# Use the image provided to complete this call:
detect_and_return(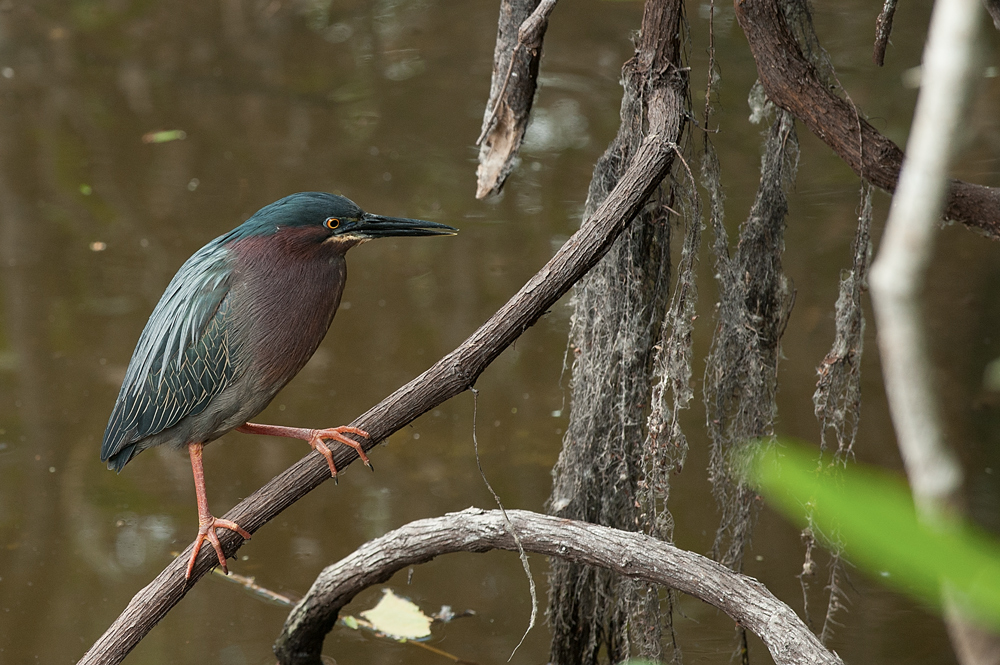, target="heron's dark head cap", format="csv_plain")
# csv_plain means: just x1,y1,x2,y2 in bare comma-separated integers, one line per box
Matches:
234,192,456,243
